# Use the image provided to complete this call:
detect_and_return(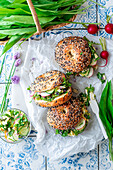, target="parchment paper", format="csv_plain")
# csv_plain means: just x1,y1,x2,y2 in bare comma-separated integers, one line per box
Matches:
12,33,113,161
